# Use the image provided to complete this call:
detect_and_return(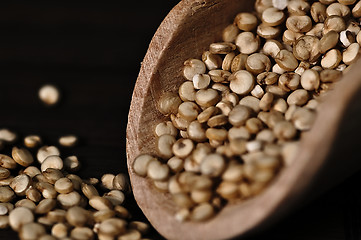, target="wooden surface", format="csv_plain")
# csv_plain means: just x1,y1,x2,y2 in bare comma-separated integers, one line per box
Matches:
0,0,359,239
